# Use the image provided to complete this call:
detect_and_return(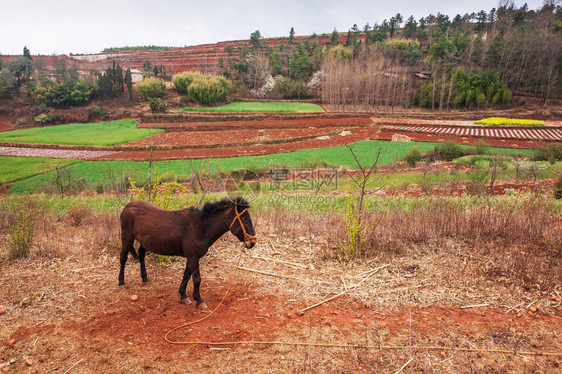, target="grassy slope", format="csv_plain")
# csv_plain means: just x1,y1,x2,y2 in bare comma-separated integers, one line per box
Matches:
181,102,324,113
0,156,80,184
9,140,536,194
0,120,163,146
